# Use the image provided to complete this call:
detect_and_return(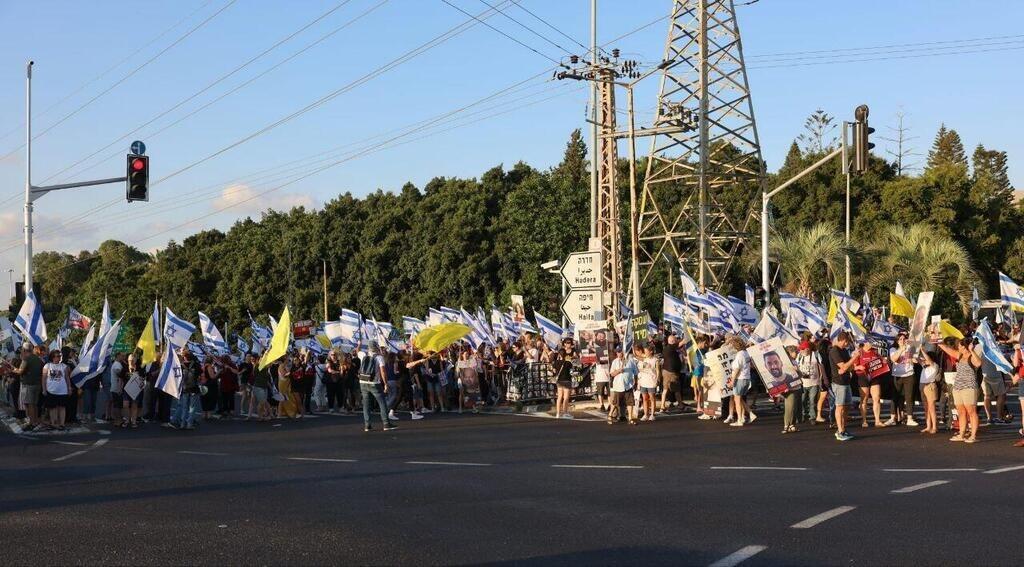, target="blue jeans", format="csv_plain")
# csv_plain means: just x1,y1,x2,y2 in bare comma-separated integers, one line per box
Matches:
801,385,821,421
360,382,390,428
81,387,100,416
172,392,200,427
386,380,400,410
